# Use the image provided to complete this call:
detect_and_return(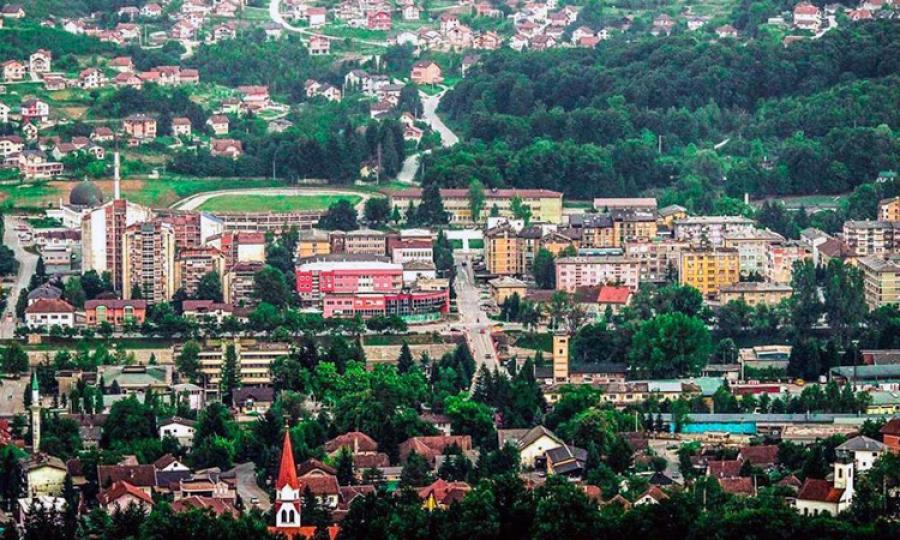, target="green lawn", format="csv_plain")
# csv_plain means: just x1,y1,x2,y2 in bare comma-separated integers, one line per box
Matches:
123,176,287,208
0,182,61,210
198,193,362,213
